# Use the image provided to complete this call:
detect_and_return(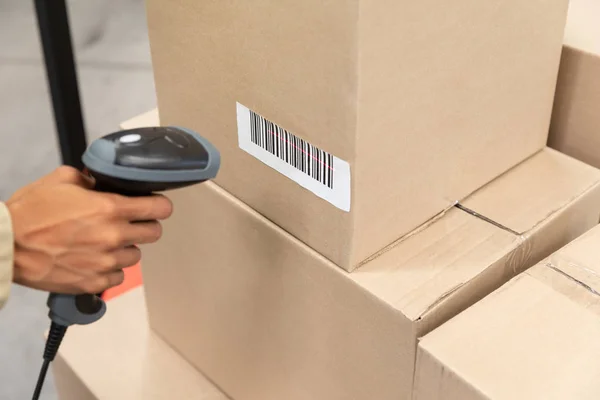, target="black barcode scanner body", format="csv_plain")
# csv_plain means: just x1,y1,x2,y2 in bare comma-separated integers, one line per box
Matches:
47,126,220,327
